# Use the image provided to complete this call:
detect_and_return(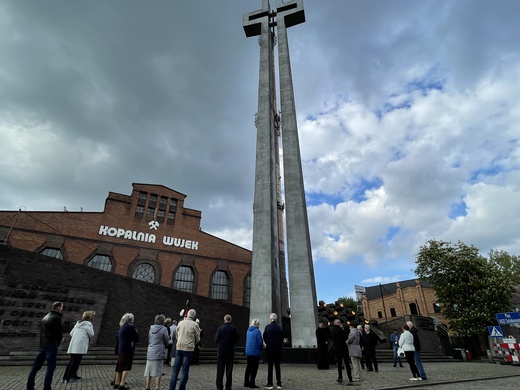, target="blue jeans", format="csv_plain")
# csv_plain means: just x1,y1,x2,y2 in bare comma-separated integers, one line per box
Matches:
169,350,193,390
27,345,58,390
392,344,402,366
414,351,426,379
